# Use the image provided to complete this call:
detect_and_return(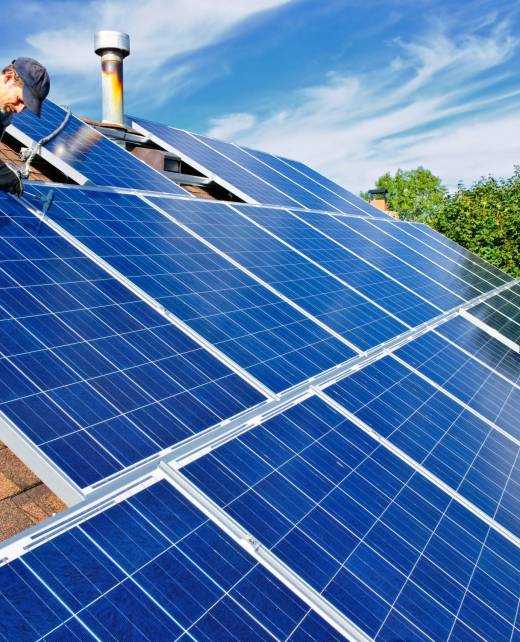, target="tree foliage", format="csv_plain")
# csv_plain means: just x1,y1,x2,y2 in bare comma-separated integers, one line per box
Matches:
429,168,520,278
362,166,520,278
361,167,447,221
